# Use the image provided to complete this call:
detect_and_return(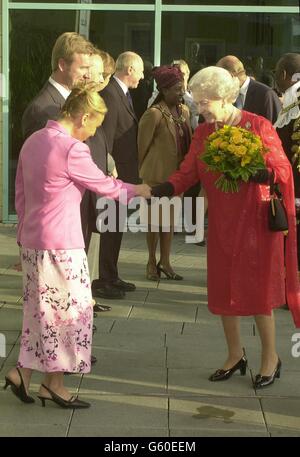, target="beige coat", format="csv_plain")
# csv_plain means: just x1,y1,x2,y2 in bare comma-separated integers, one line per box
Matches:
138,101,192,186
